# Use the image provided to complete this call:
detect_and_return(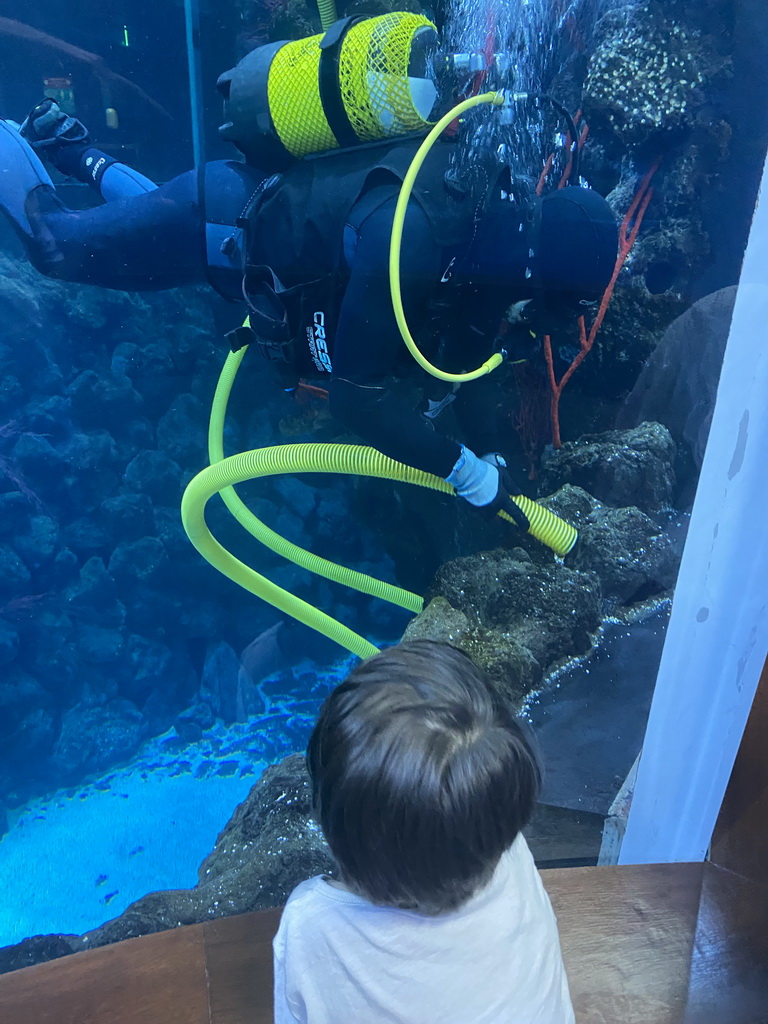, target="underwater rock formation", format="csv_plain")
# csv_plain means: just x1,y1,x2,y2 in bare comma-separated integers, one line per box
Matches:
617,287,736,469
538,422,676,512
547,0,739,402
541,485,678,606
402,480,678,705
584,1,730,149
0,247,396,804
